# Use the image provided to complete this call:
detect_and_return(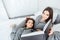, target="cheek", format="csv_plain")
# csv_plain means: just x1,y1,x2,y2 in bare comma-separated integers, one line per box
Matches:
46,16,49,19
43,16,49,20
29,23,33,27
26,23,30,26
31,24,33,26
42,14,45,18
26,23,33,27
42,14,44,17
